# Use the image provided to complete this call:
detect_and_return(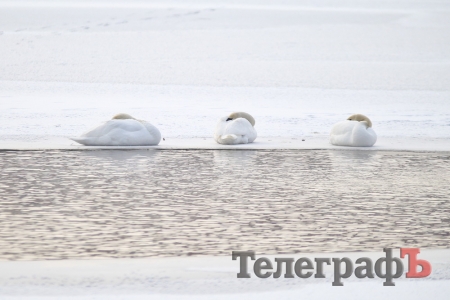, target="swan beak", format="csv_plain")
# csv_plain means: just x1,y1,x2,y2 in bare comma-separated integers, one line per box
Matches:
226,118,233,121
